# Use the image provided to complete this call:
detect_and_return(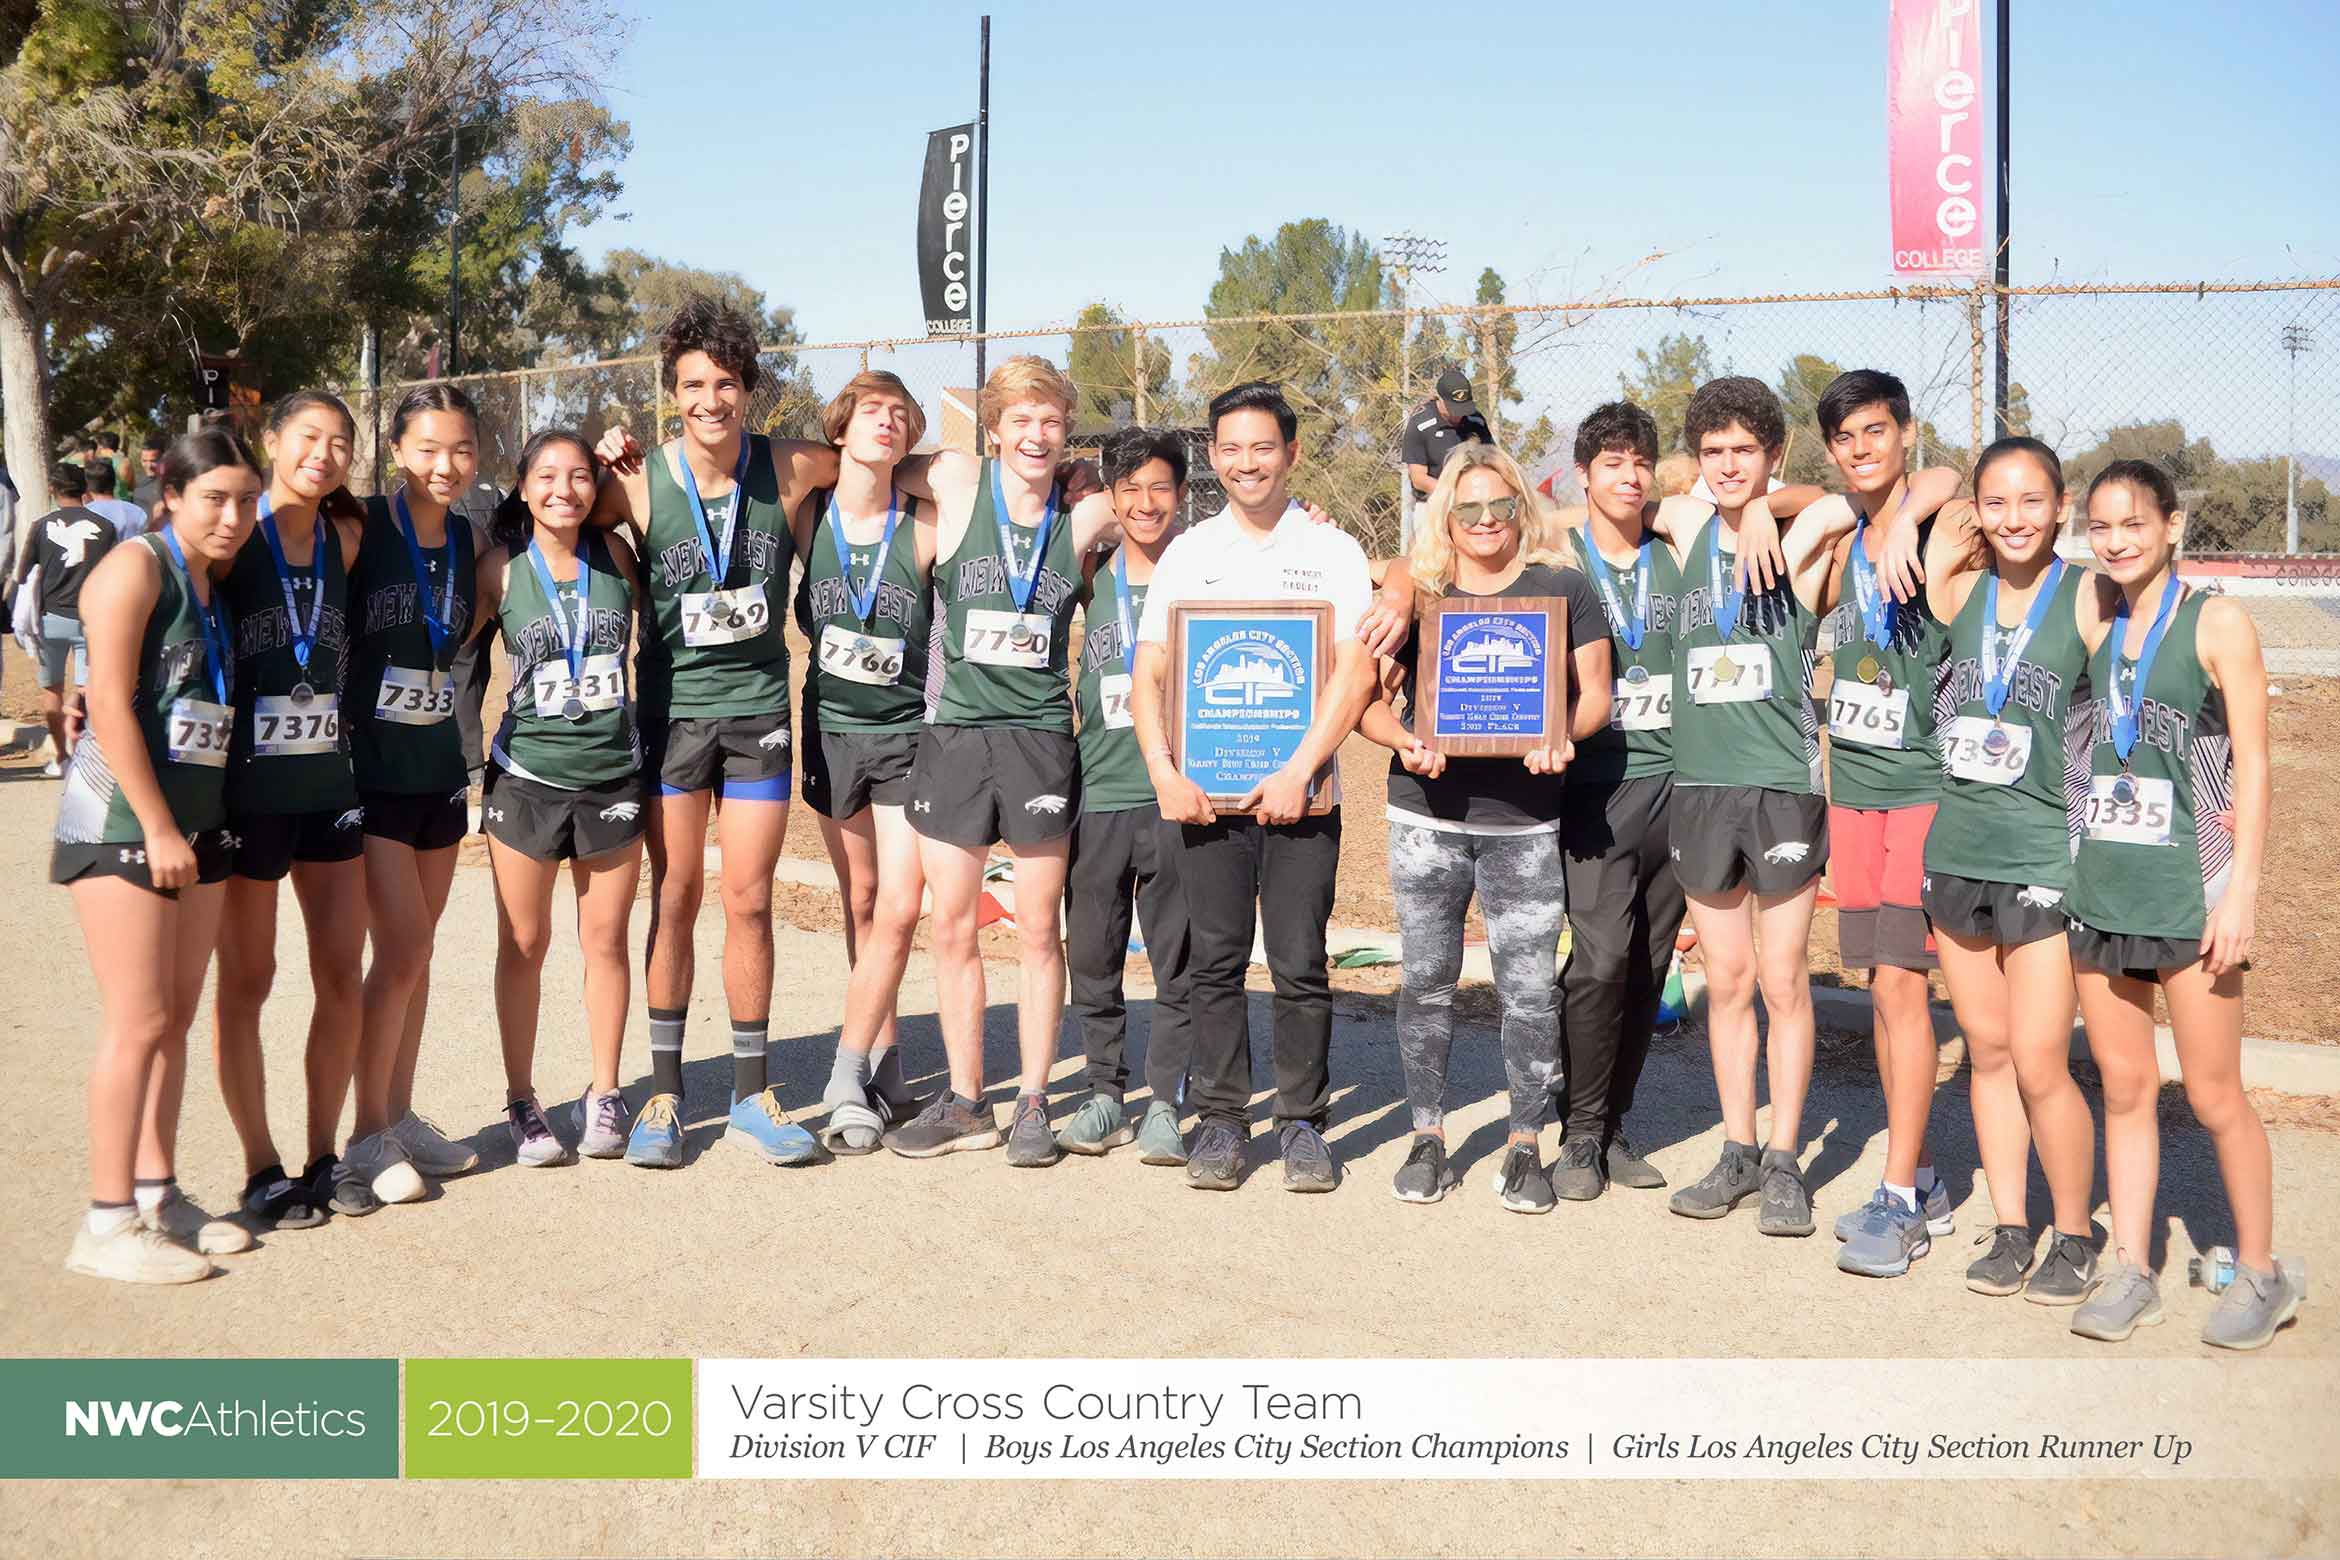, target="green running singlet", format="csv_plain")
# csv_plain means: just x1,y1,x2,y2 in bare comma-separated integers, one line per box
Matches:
491,530,640,791
929,459,1080,733
348,495,475,795
221,511,356,815
1820,517,1949,808
636,434,793,722
1074,556,1151,813
794,487,930,732
1669,514,1822,794
1566,525,1684,787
